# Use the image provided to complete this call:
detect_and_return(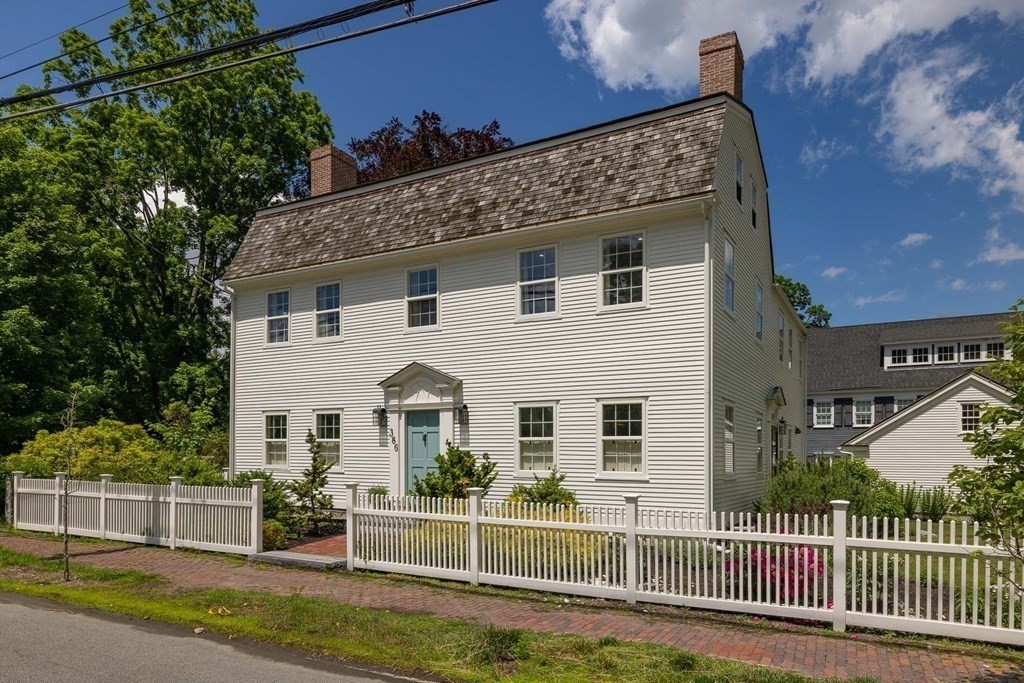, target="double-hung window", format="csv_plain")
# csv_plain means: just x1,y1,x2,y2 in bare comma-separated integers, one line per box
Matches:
315,412,342,468
778,316,785,362
936,344,956,363
600,233,644,306
735,153,743,203
853,400,873,427
987,341,1005,360
755,416,764,472
315,283,341,339
599,401,644,474
407,266,438,328
814,401,833,428
517,405,555,472
788,327,794,369
724,404,735,474
724,239,735,311
265,414,288,468
518,247,557,316
755,284,763,338
266,291,290,344
961,403,981,432
962,343,981,361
